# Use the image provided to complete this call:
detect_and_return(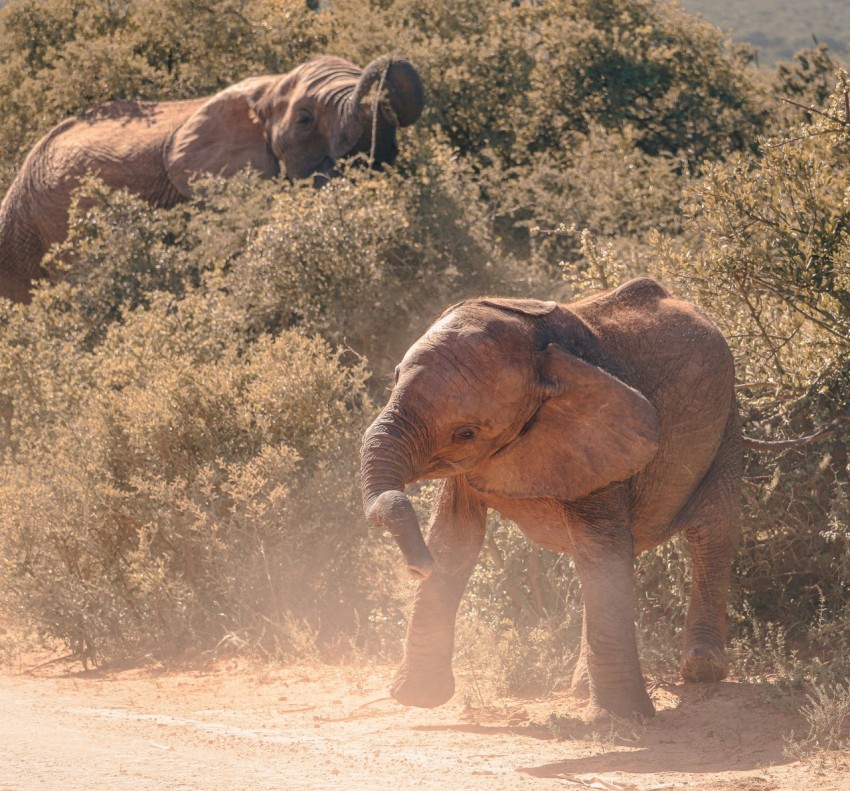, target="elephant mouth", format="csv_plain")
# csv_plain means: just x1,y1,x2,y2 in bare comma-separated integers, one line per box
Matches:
310,156,337,187
417,458,462,479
